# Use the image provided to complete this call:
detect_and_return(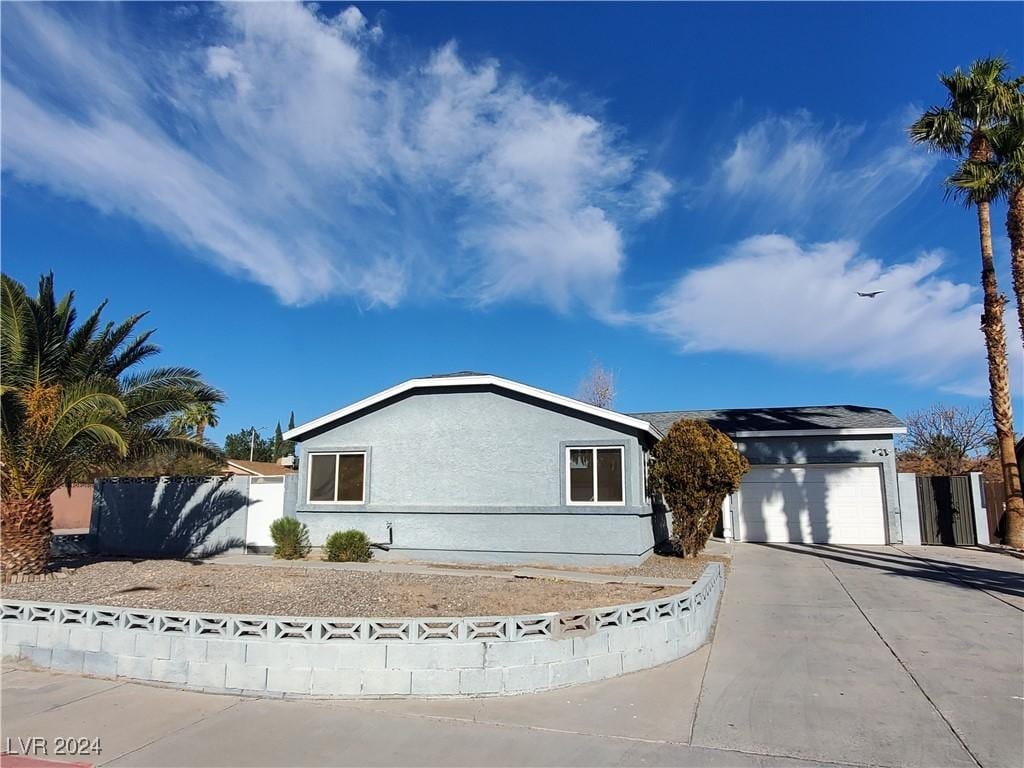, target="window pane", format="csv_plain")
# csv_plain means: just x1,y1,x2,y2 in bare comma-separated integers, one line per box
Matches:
309,454,336,501
596,449,623,502
336,454,365,502
569,449,594,502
